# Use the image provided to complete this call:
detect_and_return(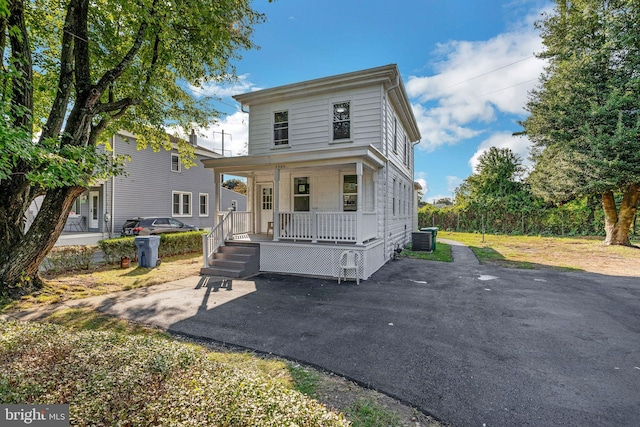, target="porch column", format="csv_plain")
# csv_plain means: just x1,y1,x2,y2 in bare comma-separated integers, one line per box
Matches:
356,162,364,245
214,171,221,226
273,168,280,241
247,176,254,234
